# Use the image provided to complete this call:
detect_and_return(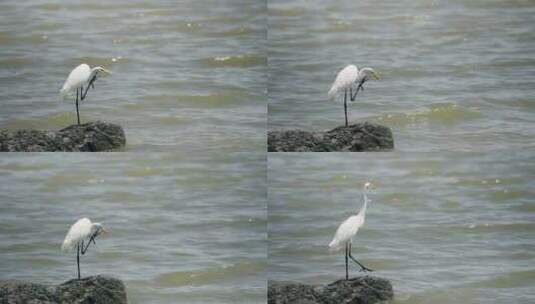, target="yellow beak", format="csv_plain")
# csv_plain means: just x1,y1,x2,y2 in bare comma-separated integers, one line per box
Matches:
372,71,380,80
101,228,110,236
